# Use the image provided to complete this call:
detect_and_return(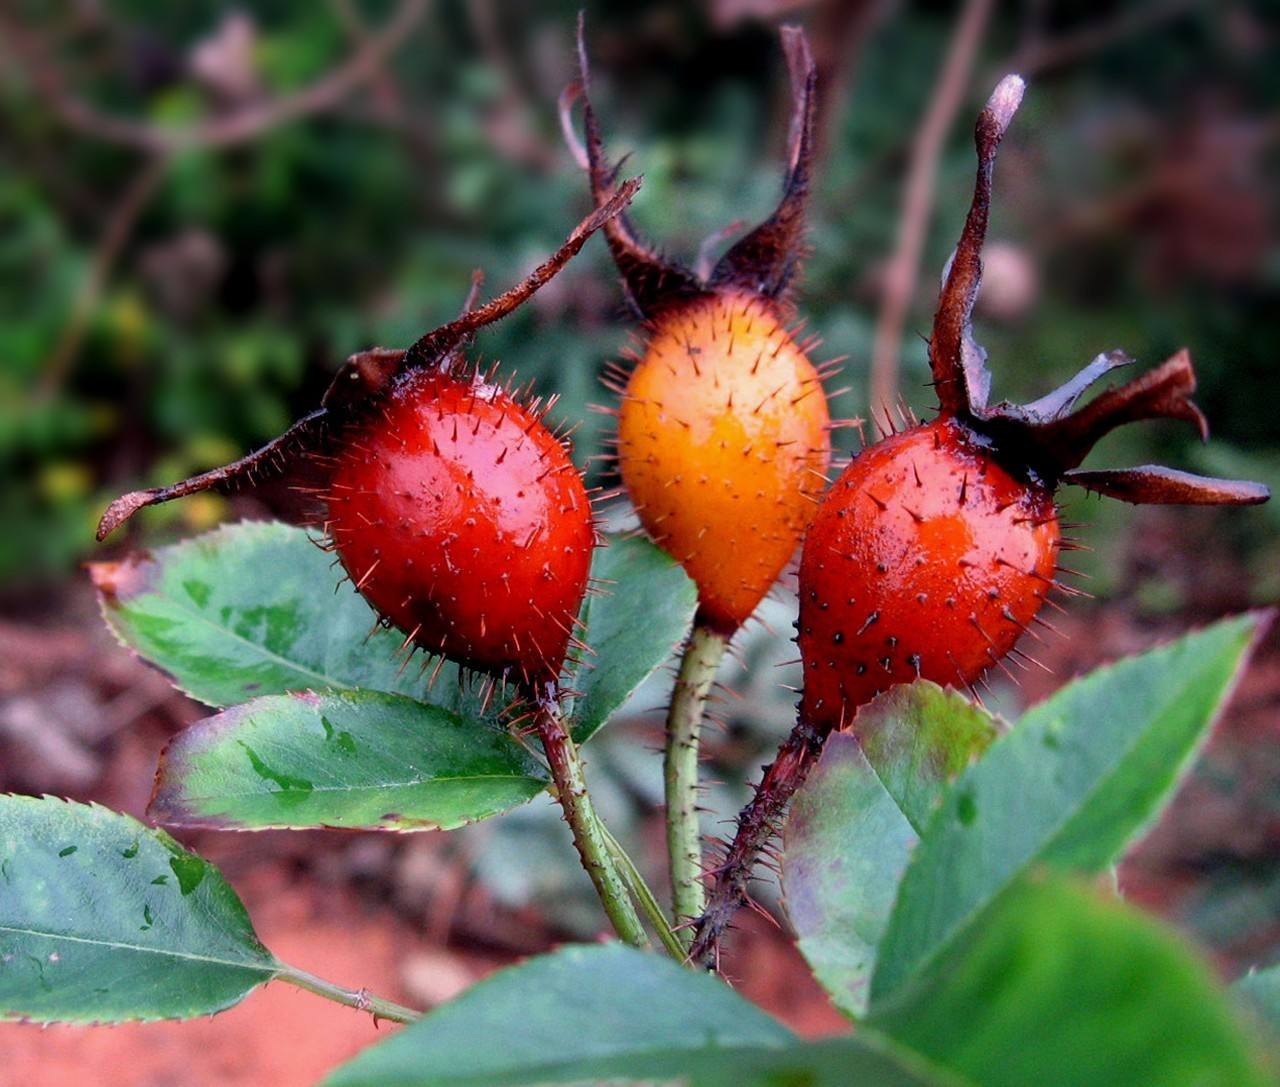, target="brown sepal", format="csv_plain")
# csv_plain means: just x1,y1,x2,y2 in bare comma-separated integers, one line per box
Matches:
1063,466,1269,506
1033,349,1207,472
708,26,817,302
566,19,817,319
562,17,703,320
96,181,641,540
929,75,1025,417
928,76,1267,511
